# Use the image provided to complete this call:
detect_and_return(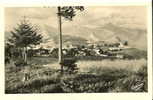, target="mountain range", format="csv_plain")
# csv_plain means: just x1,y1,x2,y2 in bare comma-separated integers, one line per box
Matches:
5,23,147,50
